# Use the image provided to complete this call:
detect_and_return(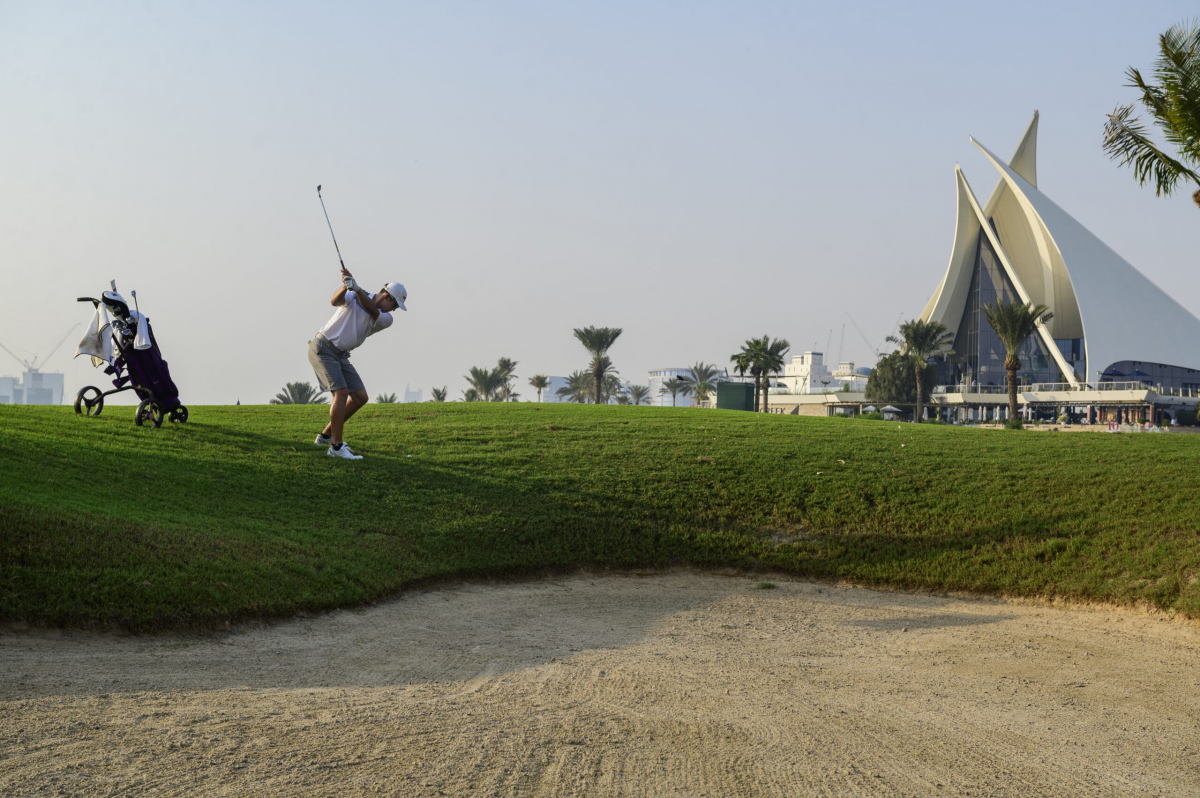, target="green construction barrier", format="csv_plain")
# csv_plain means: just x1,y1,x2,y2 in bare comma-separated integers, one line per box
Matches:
716,381,754,411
